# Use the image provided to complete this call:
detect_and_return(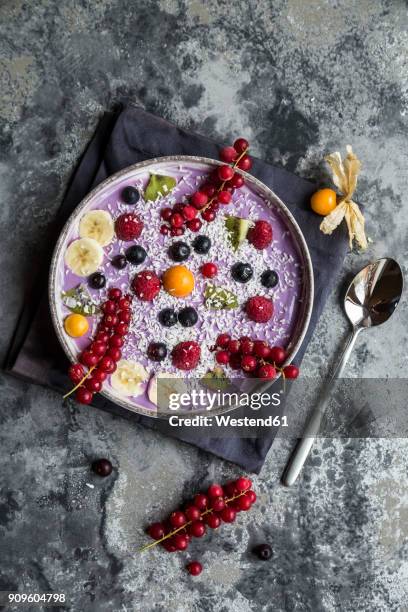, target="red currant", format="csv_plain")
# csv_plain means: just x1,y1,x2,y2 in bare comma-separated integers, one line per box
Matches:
205,513,221,529
90,341,107,356
216,350,229,365
95,331,110,343
257,364,276,379
193,494,208,510
85,377,102,393
118,297,131,310
102,314,118,328
182,205,197,220
186,561,203,576
217,190,232,205
219,507,236,523
253,340,271,359
93,368,107,383
109,334,124,348
241,355,258,373
216,333,230,348
218,165,234,182
201,209,216,222
102,300,116,314
234,138,249,153
201,183,216,197
173,533,188,551
108,288,122,301
228,339,241,354
173,202,185,213
170,213,184,228
230,173,245,189
160,224,170,235
161,207,173,221
283,365,299,379
186,218,202,232
185,505,201,521
240,339,254,355
189,521,206,538
219,146,237,163
235,476,251,491
148,522,166,540
68,363,85,384
237,495,252,511
169,511,187,528
208,483,223,498
269,346,286,365
211,497,225,512
224,481,237,497
191,191,208,209
80,351,99,368
75,387,93,405
245,490,257,504
171,227,184,236
117,310,131,324
162,539,177,552
207,201,219,213
200,262,218,278
99,356,116,373
237,155,252,171
115,322,129,336
107,347,122,362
